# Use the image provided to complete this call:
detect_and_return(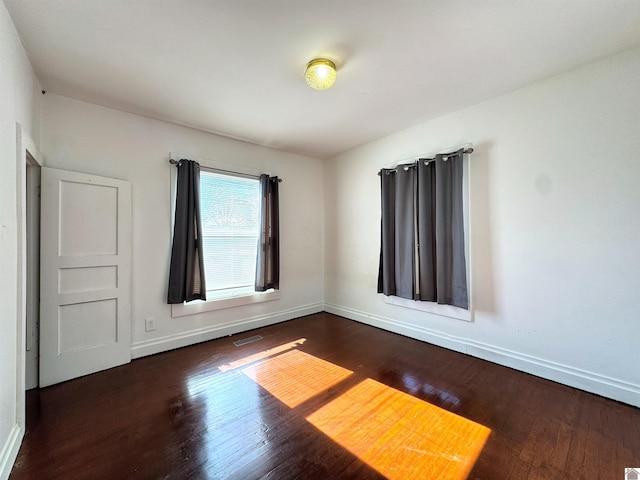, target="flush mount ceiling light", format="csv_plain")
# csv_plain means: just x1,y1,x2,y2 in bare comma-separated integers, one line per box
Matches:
305,58,337,90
